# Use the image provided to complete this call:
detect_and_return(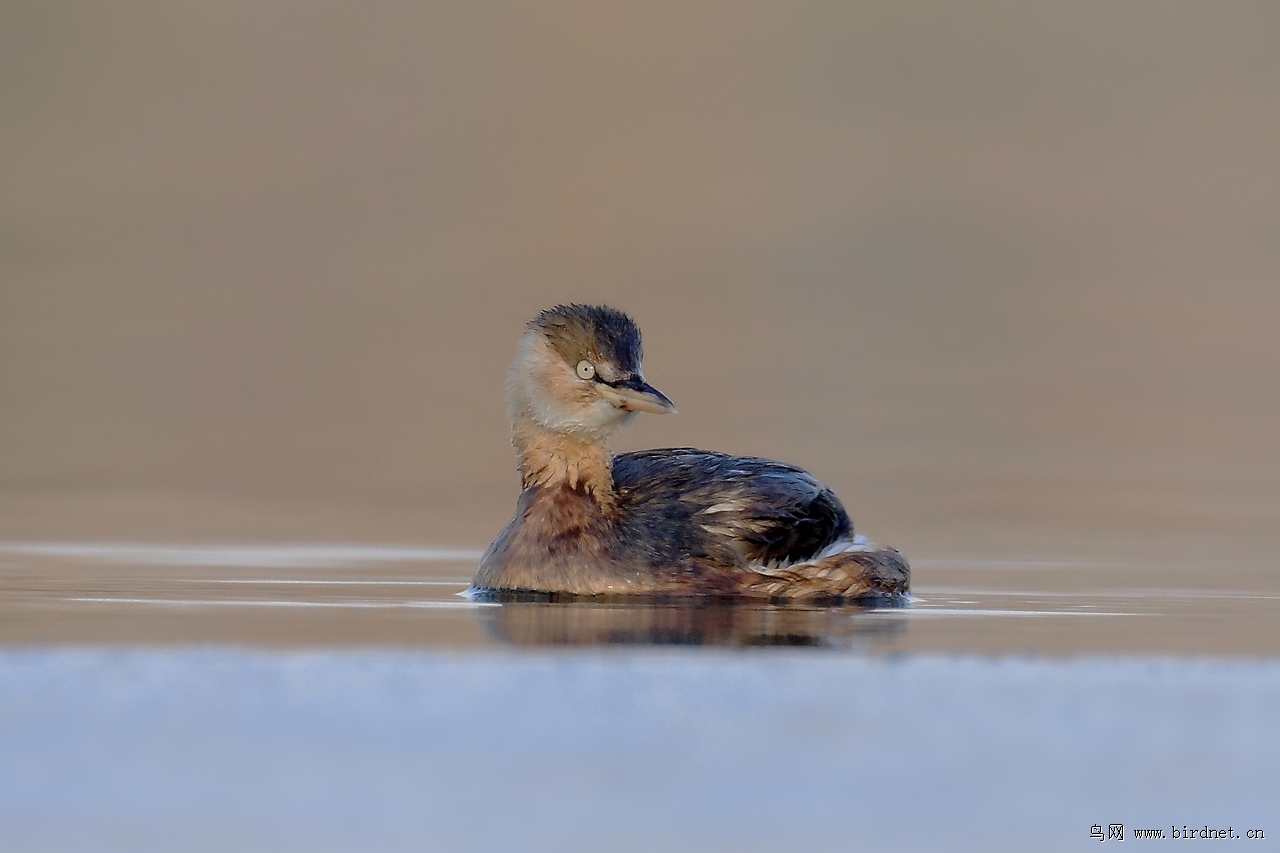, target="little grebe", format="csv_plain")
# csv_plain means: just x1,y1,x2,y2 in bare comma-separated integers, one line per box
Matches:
470,304,909,600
